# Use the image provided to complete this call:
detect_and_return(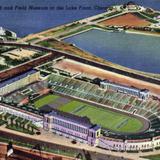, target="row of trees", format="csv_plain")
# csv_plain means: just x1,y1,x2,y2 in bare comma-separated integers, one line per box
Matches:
0,113,39,135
